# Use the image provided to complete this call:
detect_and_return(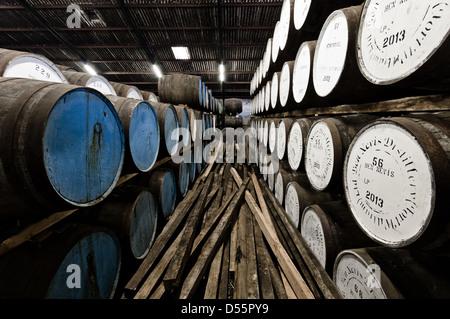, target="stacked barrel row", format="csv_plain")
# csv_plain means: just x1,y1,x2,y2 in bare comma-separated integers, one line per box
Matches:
0,48,212,299
250,0,449,115
250,0,450,299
